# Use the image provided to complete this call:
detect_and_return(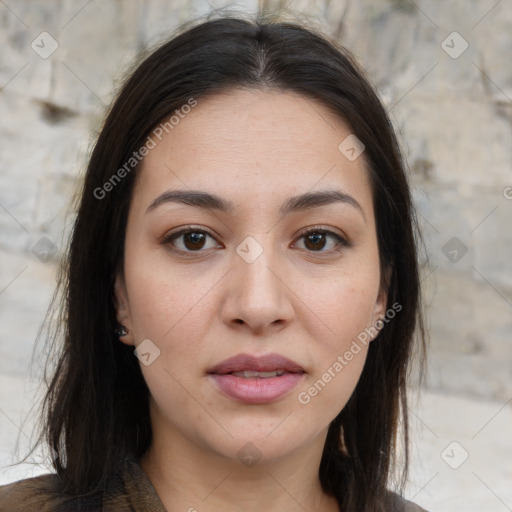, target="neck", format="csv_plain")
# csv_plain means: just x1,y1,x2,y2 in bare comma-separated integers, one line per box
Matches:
139,418,340,512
